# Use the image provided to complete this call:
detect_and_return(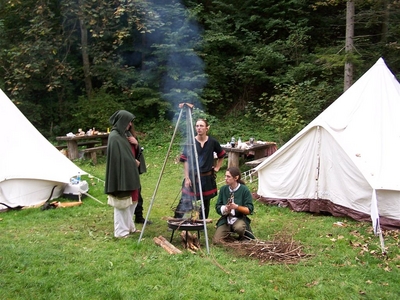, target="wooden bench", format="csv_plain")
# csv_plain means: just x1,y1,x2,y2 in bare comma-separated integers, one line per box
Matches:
80,145,107,165
55,141,99,151
78,141,100,148
244,156,269,167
